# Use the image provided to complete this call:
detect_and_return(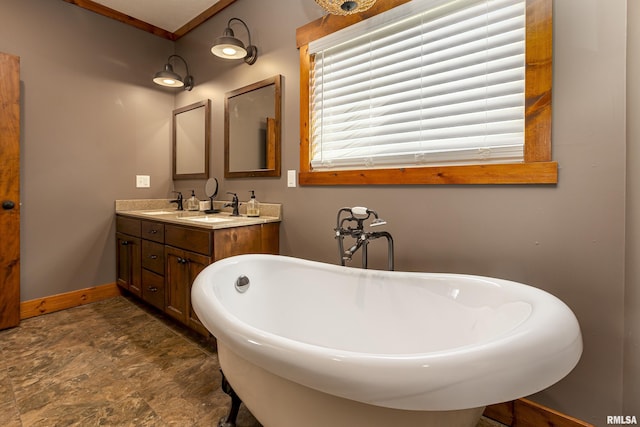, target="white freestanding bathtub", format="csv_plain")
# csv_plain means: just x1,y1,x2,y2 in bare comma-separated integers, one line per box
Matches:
192,254,582,427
